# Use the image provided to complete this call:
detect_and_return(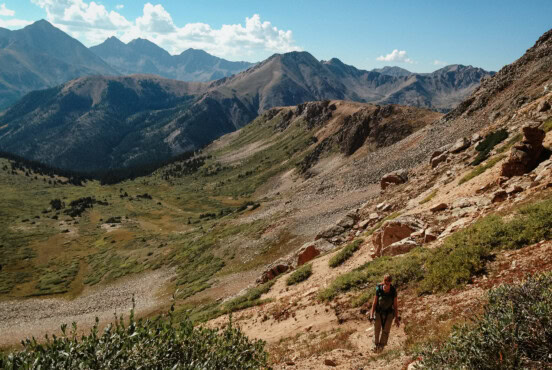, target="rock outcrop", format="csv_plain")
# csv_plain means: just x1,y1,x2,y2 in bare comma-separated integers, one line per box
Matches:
501,125,545,177
371,216,424,257
381,169,409,190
